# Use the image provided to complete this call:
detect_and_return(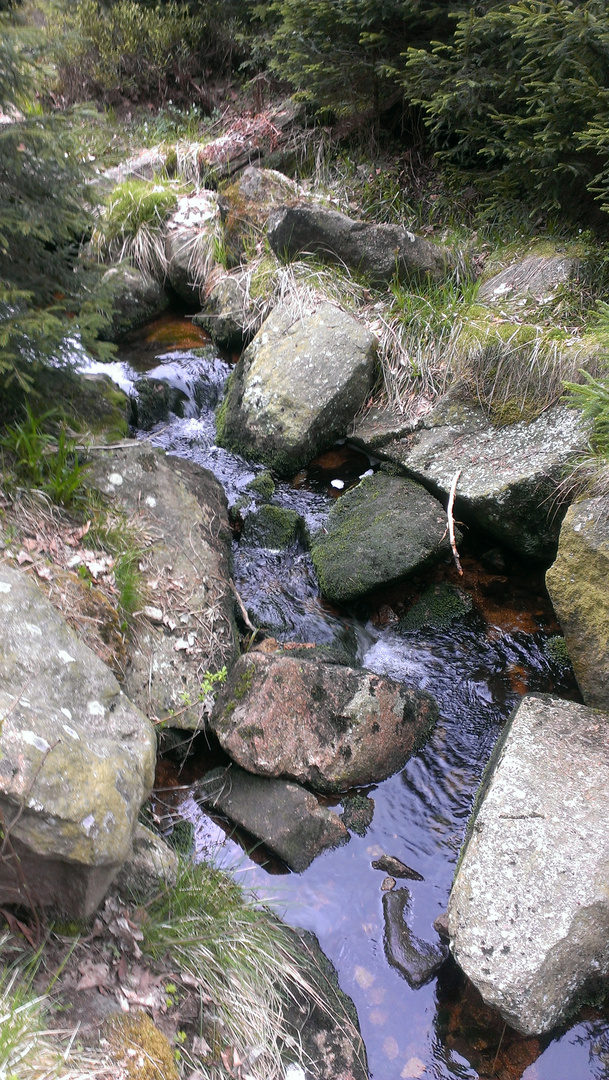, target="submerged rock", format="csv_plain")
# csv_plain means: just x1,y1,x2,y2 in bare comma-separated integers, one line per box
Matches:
383,889,448,988
268,203,455,285
369,396,590,561
132,376,187,430
399,583,473,632
209,653,437,793
310,472,451,603
216,301,376,476
546,493,609,710
88,446,238,730
340,793,375,836
0,565,156,915
195,765,348,872
449,693,609,1035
